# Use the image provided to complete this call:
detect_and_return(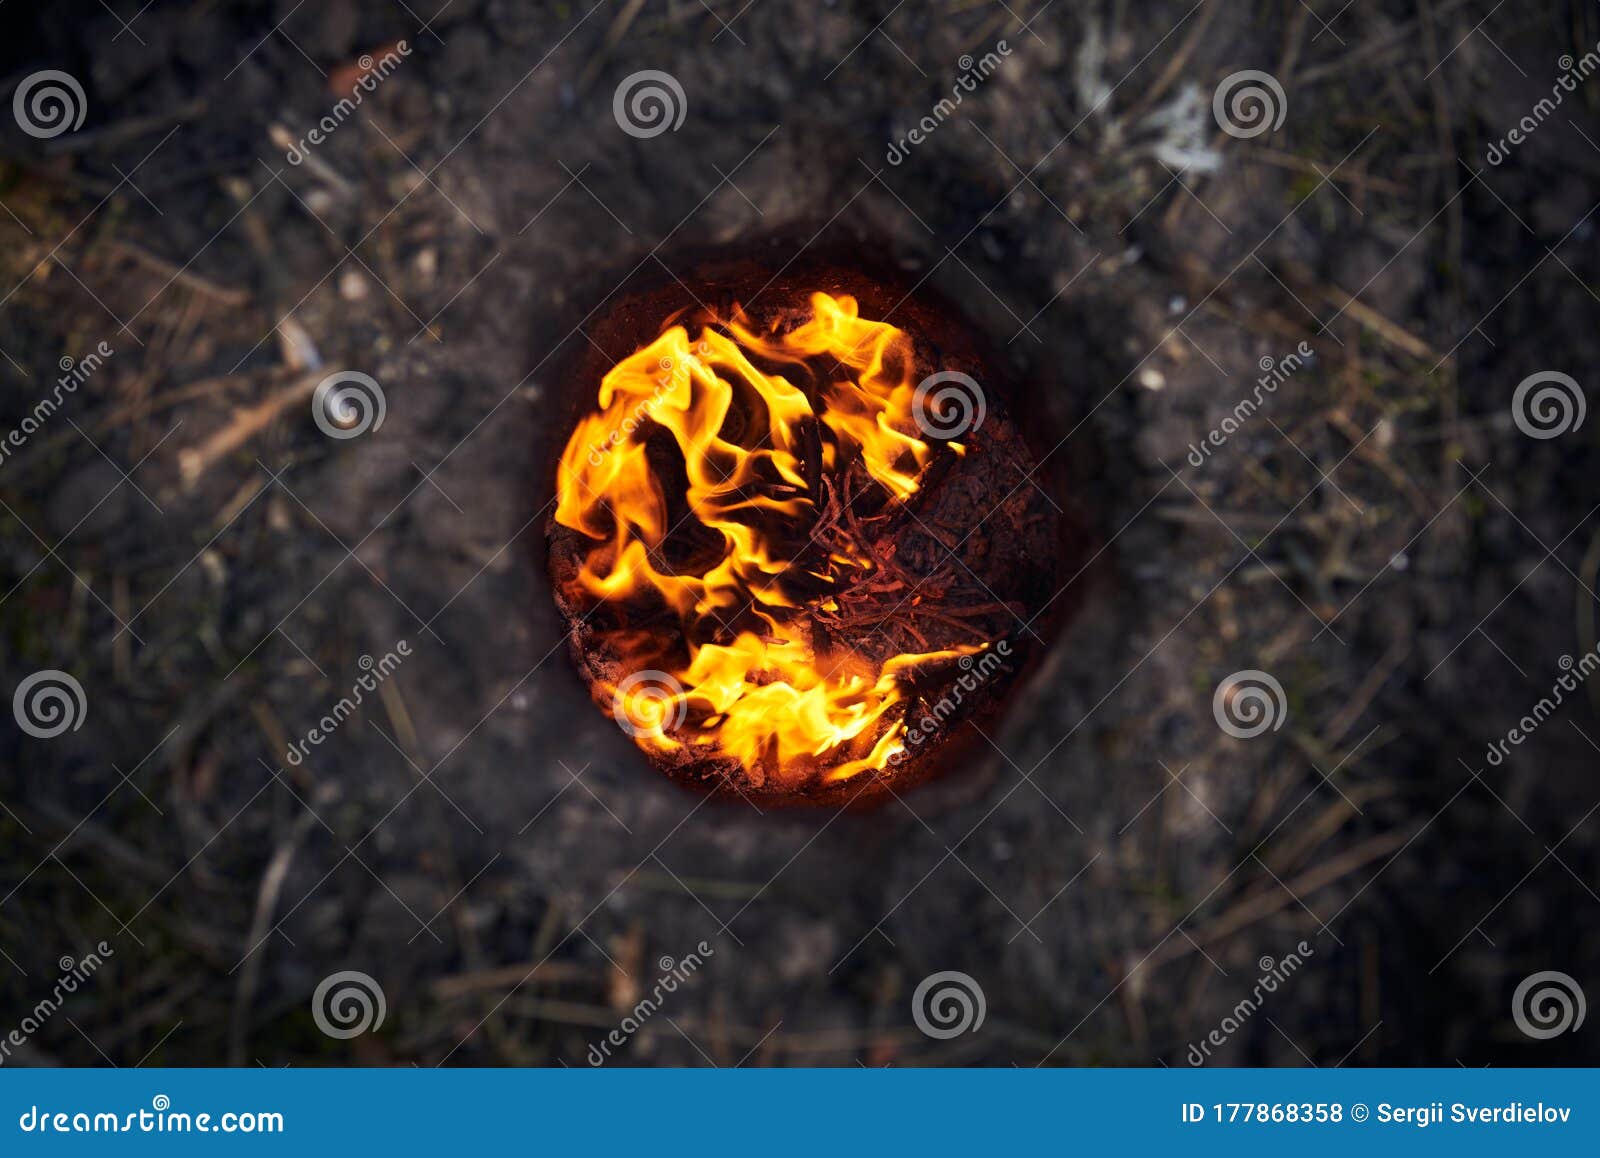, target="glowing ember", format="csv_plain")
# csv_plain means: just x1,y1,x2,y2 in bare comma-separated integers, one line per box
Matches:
550,282,1052,798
